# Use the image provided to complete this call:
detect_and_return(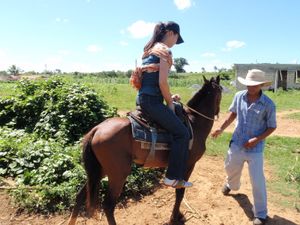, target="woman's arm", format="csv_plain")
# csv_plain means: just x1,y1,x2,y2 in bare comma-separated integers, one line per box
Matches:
159,59,174,111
